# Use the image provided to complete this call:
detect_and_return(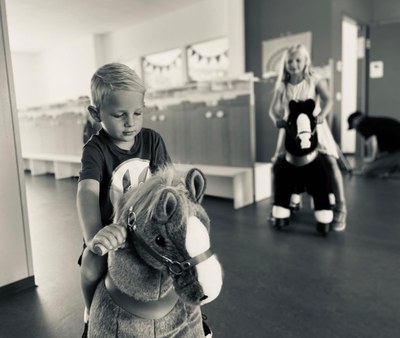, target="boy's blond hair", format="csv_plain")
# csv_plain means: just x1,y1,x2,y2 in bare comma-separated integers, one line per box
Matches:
91,63,146,108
